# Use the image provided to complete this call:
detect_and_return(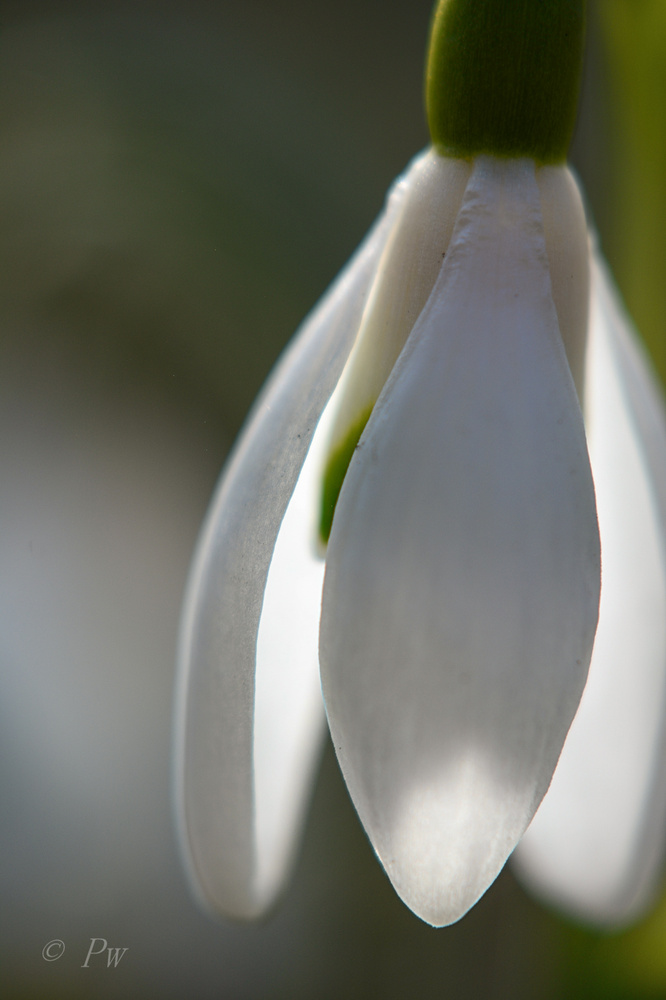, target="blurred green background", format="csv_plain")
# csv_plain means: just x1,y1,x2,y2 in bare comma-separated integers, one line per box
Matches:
1,1,665,997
